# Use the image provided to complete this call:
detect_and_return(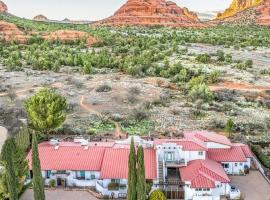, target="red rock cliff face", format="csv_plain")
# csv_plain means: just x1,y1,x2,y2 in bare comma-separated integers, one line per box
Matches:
0,1,8,13
94,0,202,27
256,0,270,25
0,21,28,43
